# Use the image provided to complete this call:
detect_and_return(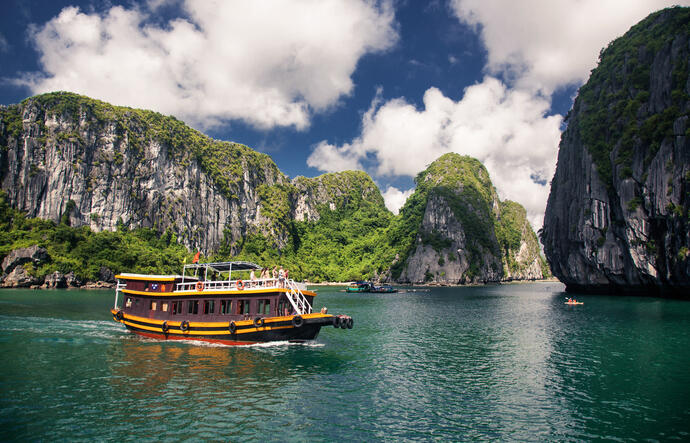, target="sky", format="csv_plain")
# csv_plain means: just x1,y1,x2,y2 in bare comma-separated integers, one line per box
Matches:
1,0,688,231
